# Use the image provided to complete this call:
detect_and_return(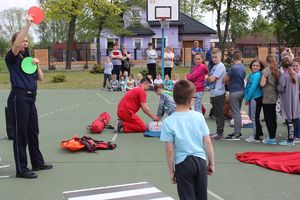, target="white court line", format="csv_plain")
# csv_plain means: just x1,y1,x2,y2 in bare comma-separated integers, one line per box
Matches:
95,92,112,105
111,133,118,142
0,165,10,169
68,187,161,200
64,182,148,194
208,189,225,200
